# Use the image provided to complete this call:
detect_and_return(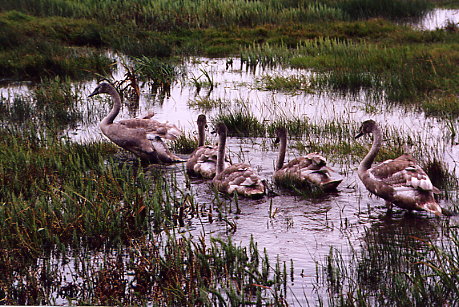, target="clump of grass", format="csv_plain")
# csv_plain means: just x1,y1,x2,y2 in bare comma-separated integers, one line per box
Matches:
190,68,216,93
170,133,198,154
422,94,459,118
0,96,34,123
422,158,457,191
213,110,266,137
187,97,230,110
244,37,459,107
274,174,327,198
0,230,291,305
0,125,190,253
134,56,183,93
259,74,312,93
